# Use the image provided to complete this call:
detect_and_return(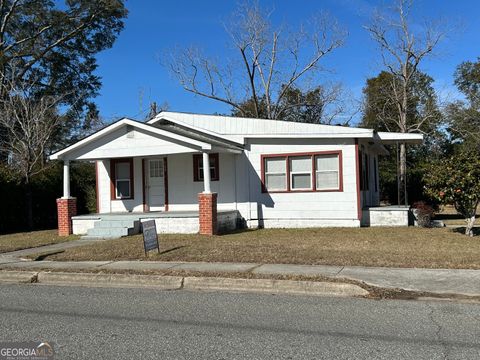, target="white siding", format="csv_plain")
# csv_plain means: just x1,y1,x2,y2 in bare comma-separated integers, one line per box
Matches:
167,153,237,211
94,138,364,228
97,160,111,213
97,157,146,213
67,127,200,160
244,138,359,225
